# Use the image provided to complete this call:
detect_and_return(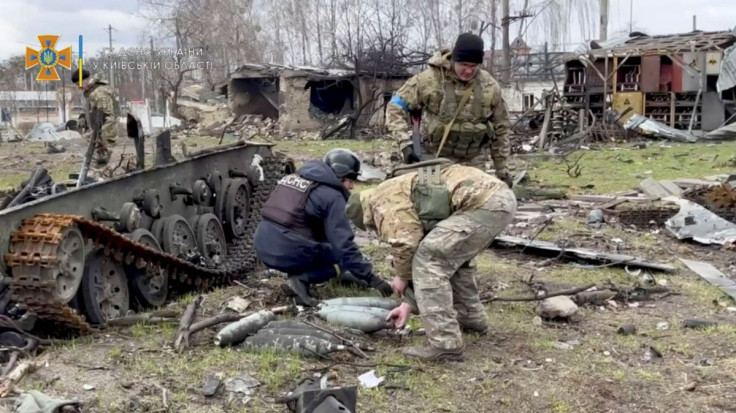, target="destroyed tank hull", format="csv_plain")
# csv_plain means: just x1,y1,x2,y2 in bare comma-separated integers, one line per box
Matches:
0,140,294,334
